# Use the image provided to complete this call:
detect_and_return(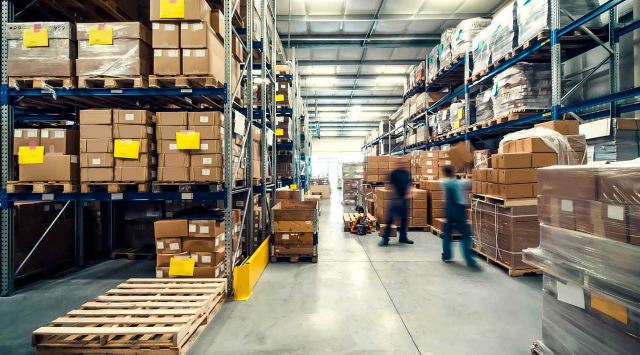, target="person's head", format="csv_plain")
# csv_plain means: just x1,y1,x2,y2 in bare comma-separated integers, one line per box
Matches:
442,165,455,178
